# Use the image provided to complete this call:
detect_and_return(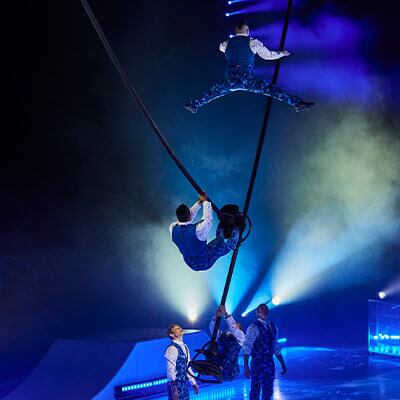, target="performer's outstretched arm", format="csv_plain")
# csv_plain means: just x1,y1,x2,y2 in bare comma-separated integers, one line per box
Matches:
219,40,228,53
189,200,202,221
195,201,213,241
250,38,289,60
